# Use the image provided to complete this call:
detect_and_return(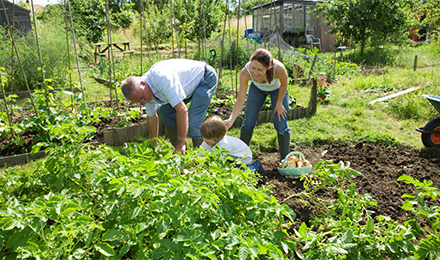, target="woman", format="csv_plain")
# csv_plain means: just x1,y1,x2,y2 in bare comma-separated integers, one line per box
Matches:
224,48,291,159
